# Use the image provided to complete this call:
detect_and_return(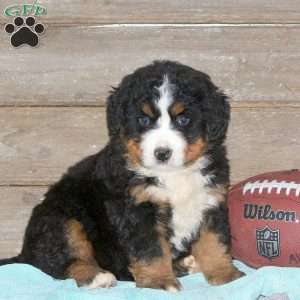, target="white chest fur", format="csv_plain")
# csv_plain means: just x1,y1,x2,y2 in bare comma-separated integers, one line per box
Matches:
145,168,218,252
